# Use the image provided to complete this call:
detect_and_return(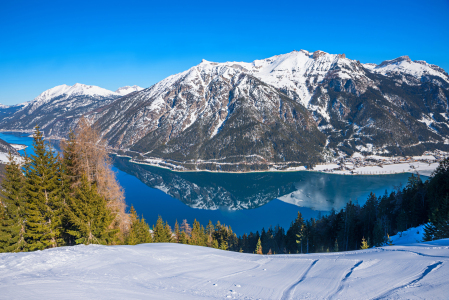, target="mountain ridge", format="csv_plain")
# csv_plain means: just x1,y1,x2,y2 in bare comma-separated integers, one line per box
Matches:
1,50,448,171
